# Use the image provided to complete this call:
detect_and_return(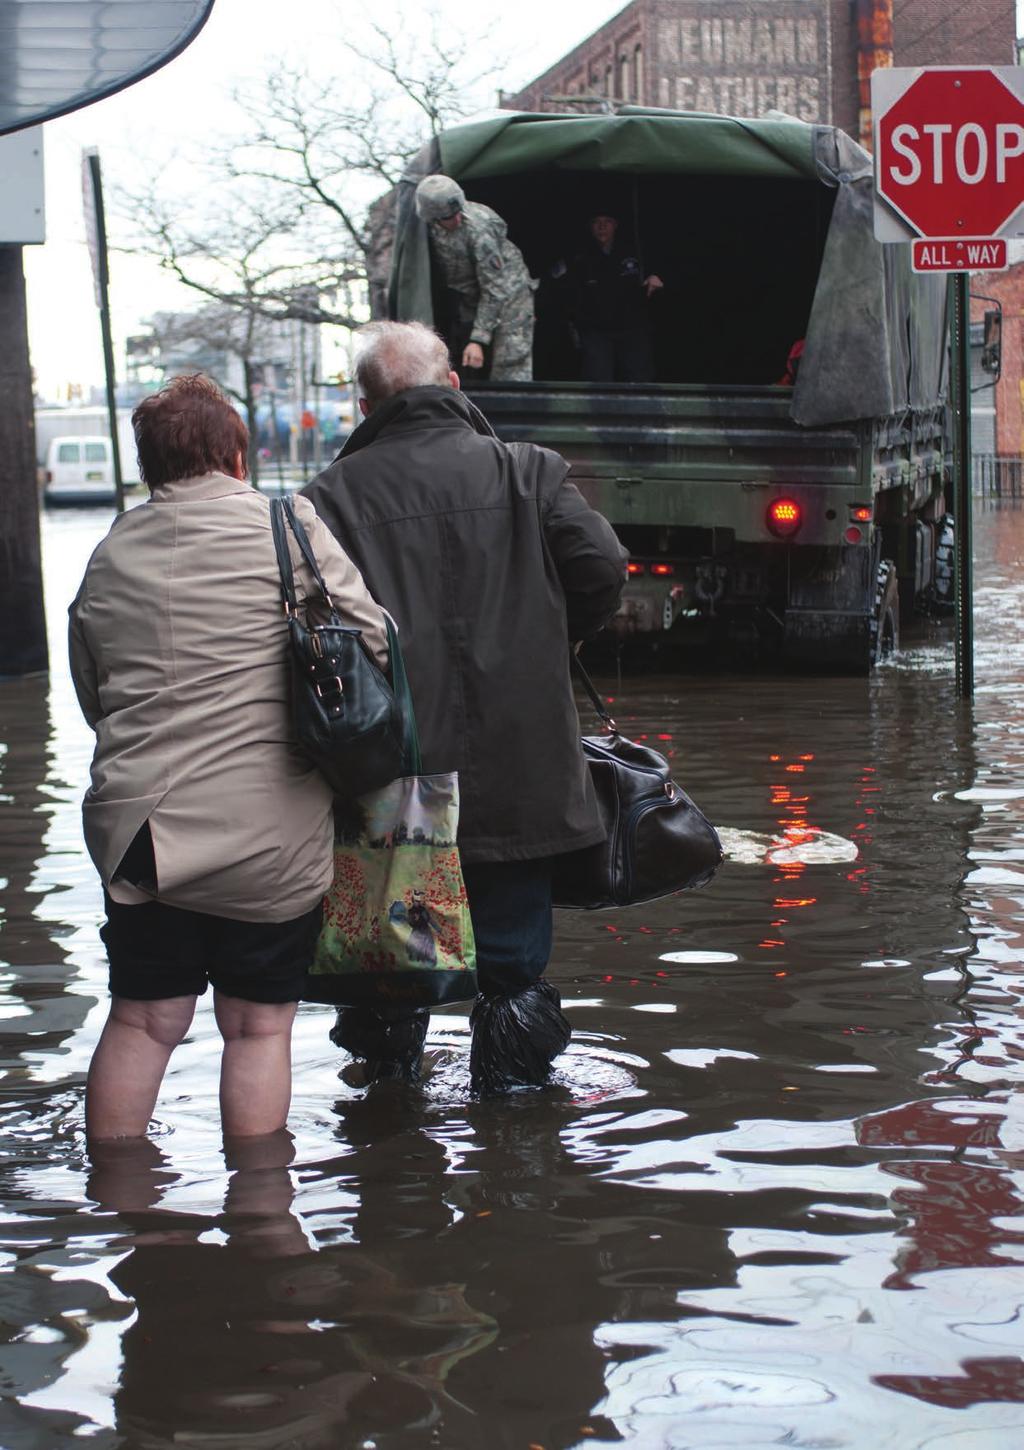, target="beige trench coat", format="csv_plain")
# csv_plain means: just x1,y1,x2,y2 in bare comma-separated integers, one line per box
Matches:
68,473,388,922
